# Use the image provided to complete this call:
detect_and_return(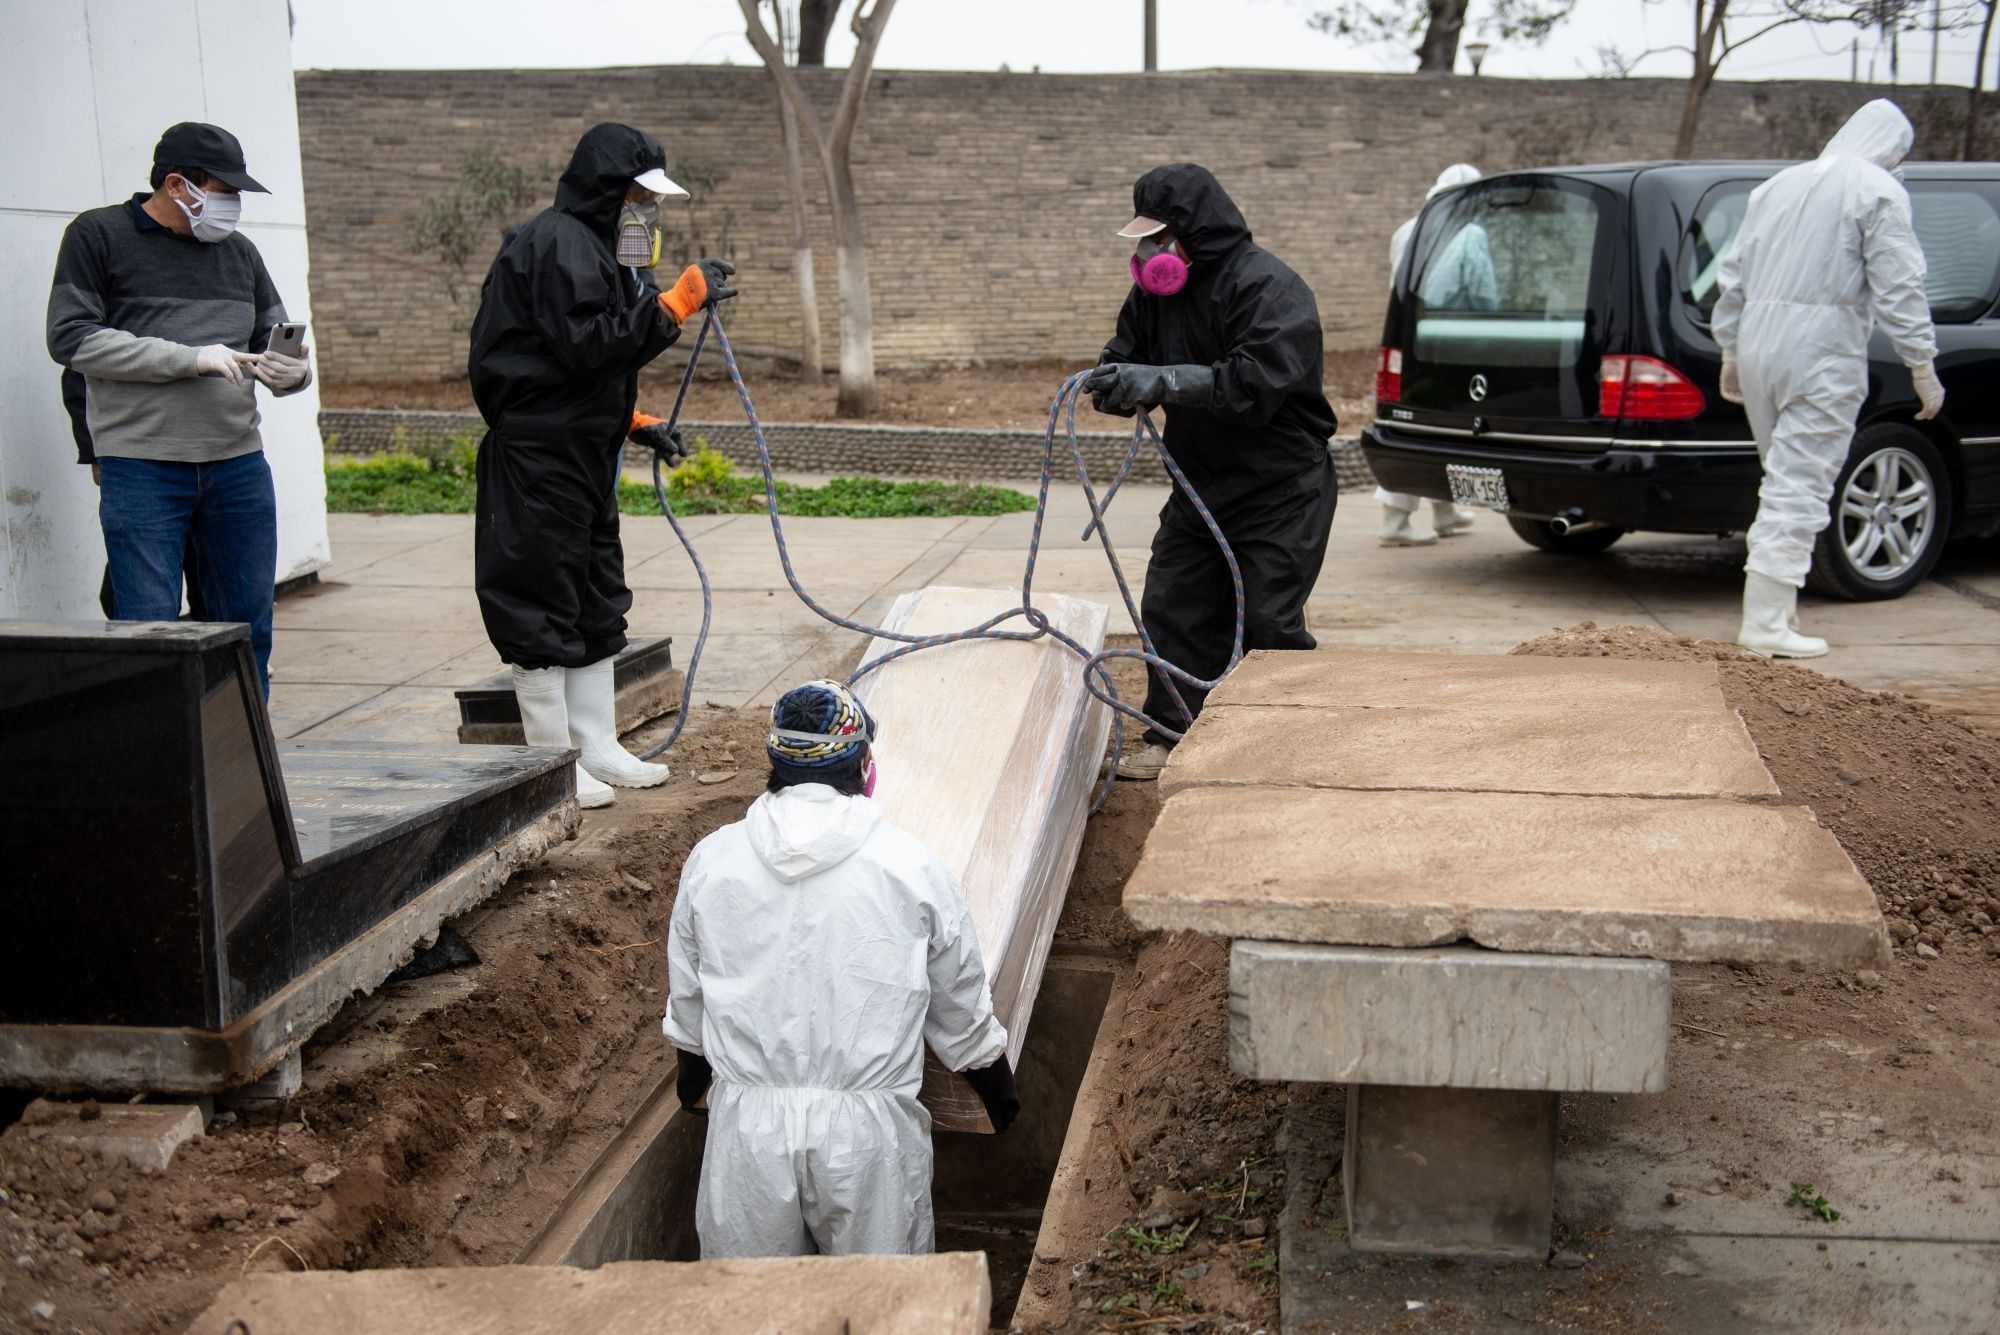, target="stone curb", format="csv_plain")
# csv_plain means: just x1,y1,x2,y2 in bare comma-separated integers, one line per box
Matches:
317,409,1377,492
